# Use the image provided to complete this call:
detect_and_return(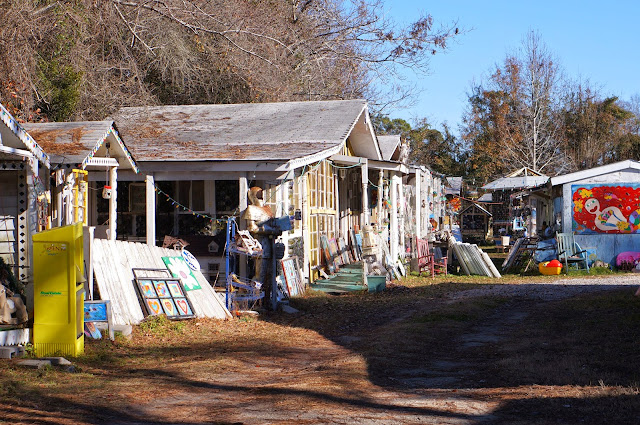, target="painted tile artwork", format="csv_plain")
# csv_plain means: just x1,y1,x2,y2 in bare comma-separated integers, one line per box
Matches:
139,280,157,298
174,298,192,315
136,277,196,319
167,281,183,298
572,184,640,234
161,298,177,316
154,281,170,298
146,299,163,316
